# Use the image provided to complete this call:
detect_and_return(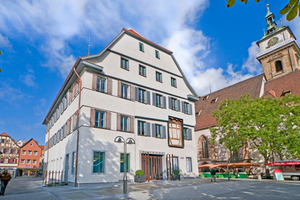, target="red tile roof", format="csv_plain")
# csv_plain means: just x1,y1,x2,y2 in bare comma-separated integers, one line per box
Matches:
264,70,300,98
39,145,45,150
0,132,9,136
195,74,264,131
